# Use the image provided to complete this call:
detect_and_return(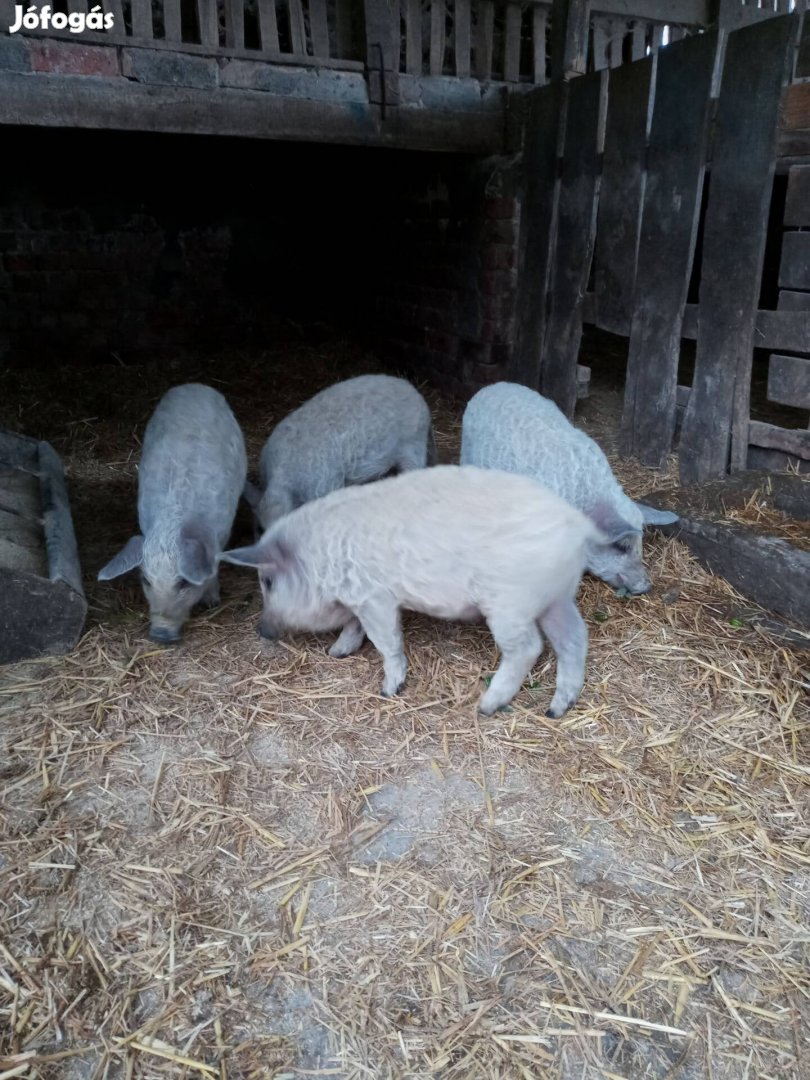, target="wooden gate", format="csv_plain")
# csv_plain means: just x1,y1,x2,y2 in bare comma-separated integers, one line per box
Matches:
512,7,810,483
